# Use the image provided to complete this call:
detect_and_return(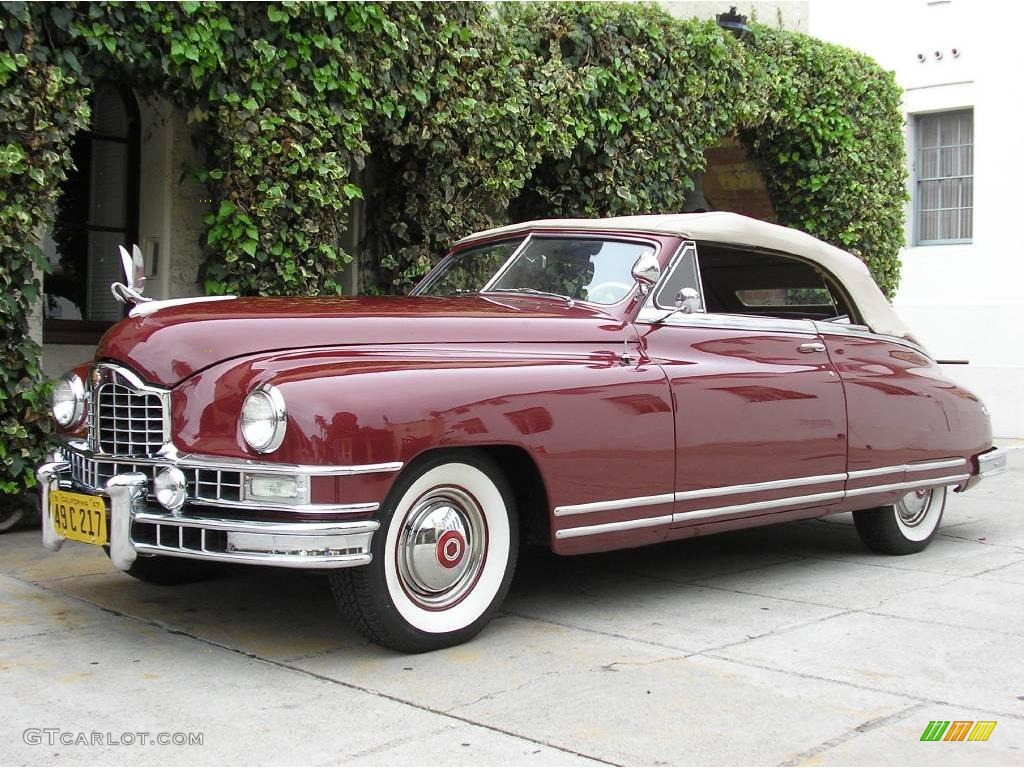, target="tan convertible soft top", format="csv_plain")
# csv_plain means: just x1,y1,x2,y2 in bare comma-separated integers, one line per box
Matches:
460,212,911,339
